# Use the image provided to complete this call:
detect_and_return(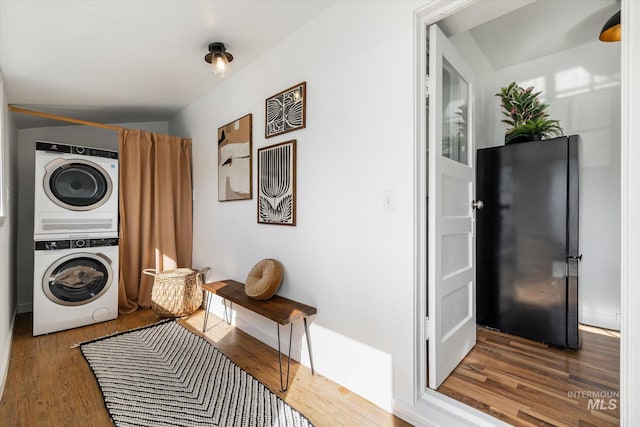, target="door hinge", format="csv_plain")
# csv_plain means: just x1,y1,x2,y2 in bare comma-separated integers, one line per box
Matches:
425,317,431,340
